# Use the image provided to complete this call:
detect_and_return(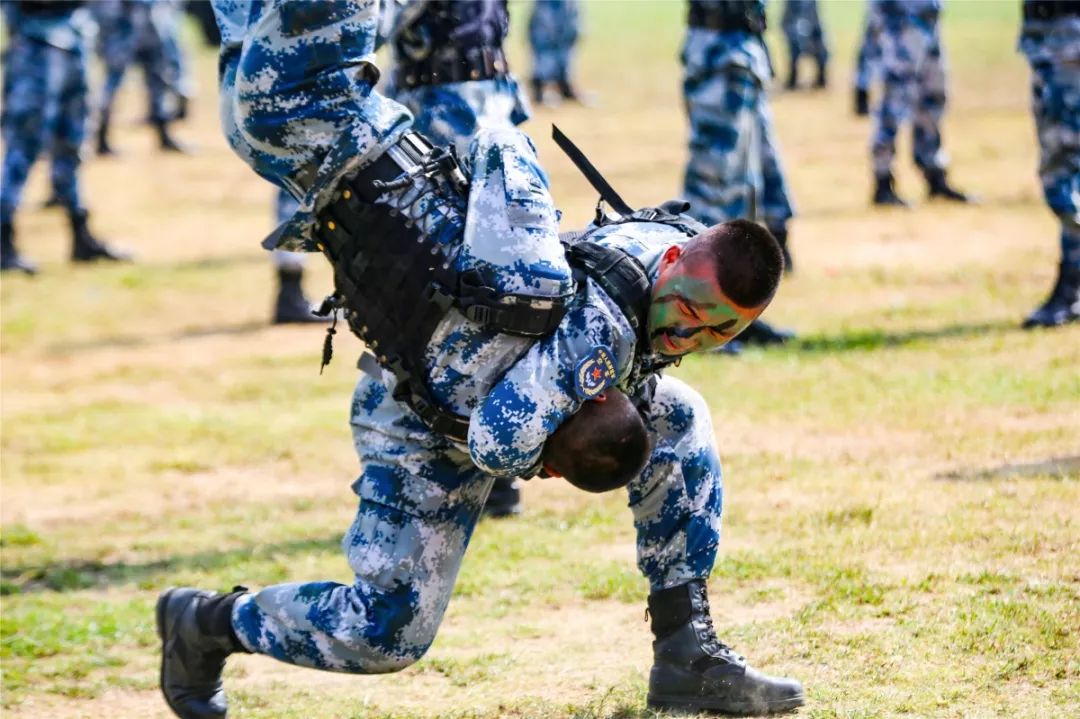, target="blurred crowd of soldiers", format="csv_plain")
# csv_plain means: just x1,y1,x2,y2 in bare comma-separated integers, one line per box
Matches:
0,0,1076,341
